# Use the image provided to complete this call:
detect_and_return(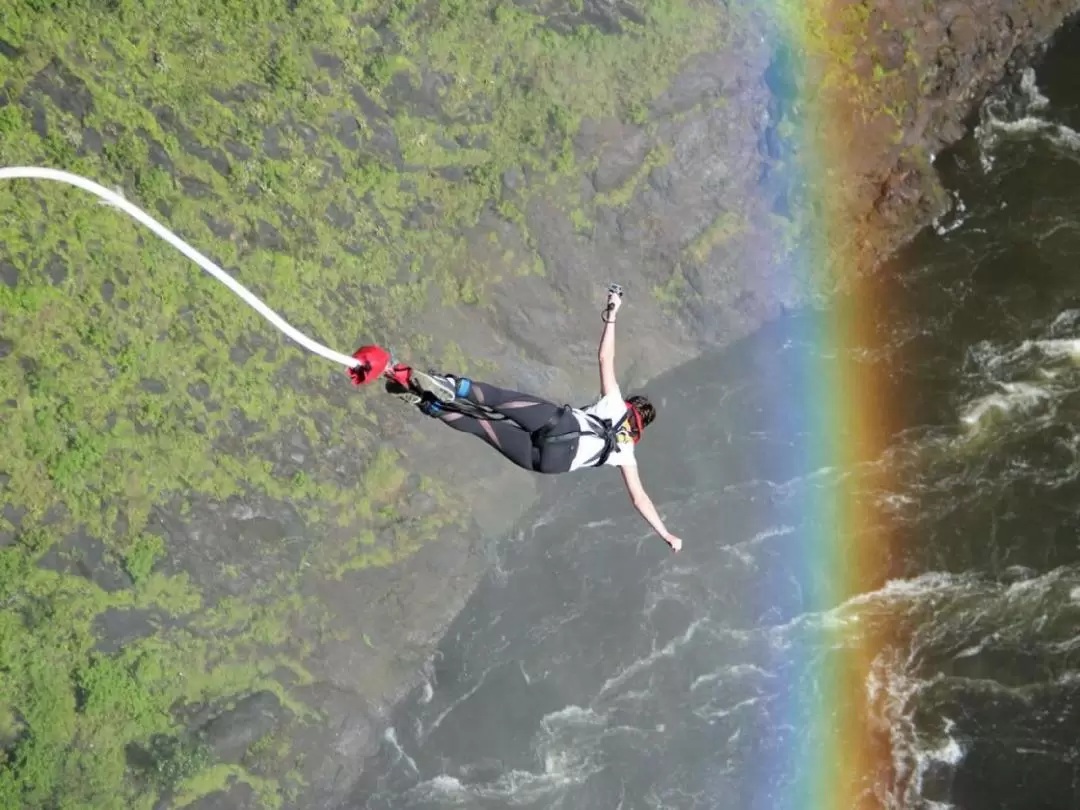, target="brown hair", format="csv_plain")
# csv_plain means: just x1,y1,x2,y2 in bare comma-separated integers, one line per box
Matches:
627,394,656,437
